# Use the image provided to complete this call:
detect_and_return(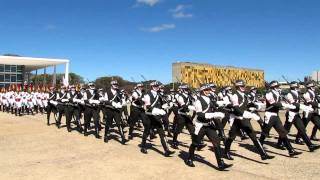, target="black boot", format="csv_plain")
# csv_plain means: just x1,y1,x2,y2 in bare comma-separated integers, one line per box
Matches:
253,139,275,160
95,127,101,139
171,133,179,149
214,146,233,171
161,136,175,157
310,126,319,141
282,137,302,157
118,125,127,145
185,145,196,167
197,141,207,151
300,133,320,152
224,138,234,160
140,139,148,154
276,138,286,150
